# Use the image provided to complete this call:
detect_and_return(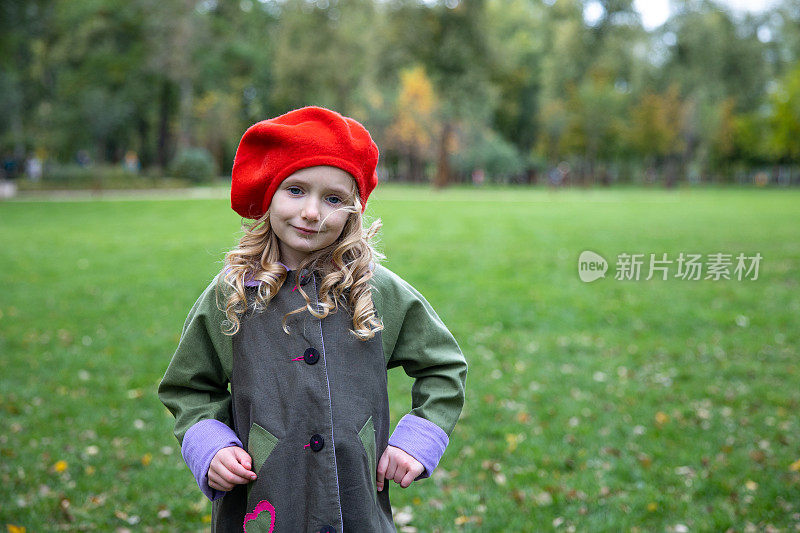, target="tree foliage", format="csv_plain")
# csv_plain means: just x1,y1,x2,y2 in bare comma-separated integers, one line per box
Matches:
2,0,800,185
